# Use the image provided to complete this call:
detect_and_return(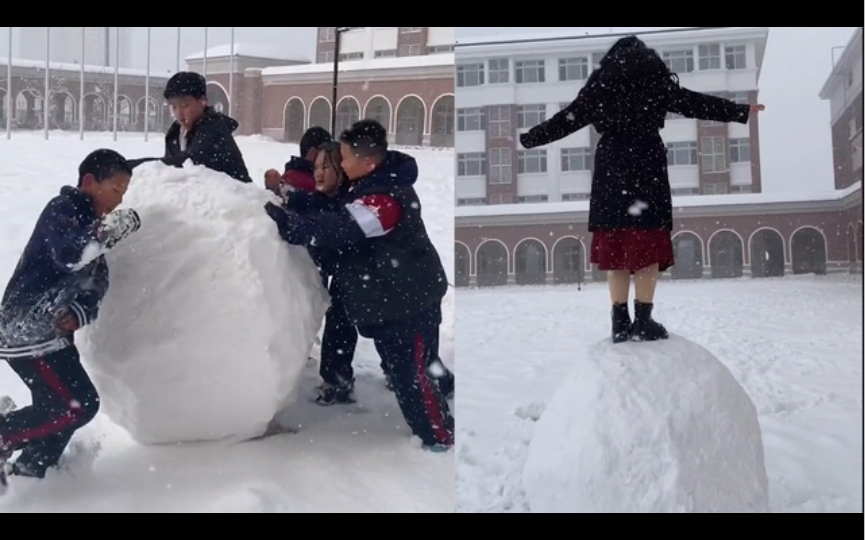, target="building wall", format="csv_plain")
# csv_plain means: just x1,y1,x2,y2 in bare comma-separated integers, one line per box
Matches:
0,64,170,131
455,29,767,204
454,194,863,286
